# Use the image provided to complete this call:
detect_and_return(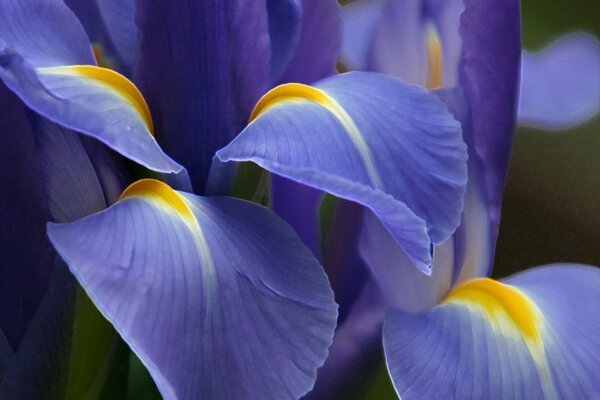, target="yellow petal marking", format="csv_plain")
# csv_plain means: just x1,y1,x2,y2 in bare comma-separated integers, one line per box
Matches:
119,179,216,321
425,24,443,90
250,83,384,190
119,178,195,224
444,278,556,398
37,65,154,135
